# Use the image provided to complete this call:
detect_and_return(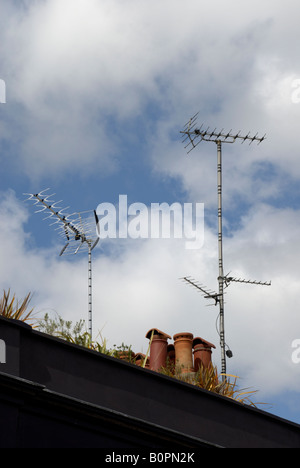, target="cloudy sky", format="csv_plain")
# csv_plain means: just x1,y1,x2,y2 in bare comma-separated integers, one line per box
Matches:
1,0,300,424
